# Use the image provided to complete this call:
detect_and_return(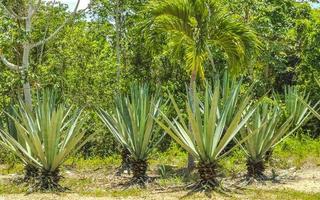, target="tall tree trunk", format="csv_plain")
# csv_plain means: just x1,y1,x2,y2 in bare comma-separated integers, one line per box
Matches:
115,0,122,90
187,69,197,172
22,5,33,107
